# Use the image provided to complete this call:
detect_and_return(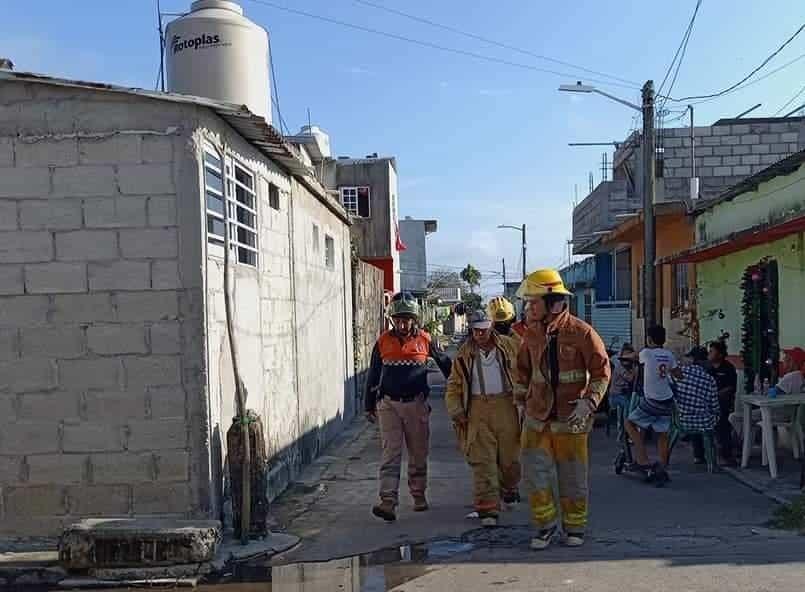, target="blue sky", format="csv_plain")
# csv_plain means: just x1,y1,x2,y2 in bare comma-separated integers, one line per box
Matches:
3,0,804,294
